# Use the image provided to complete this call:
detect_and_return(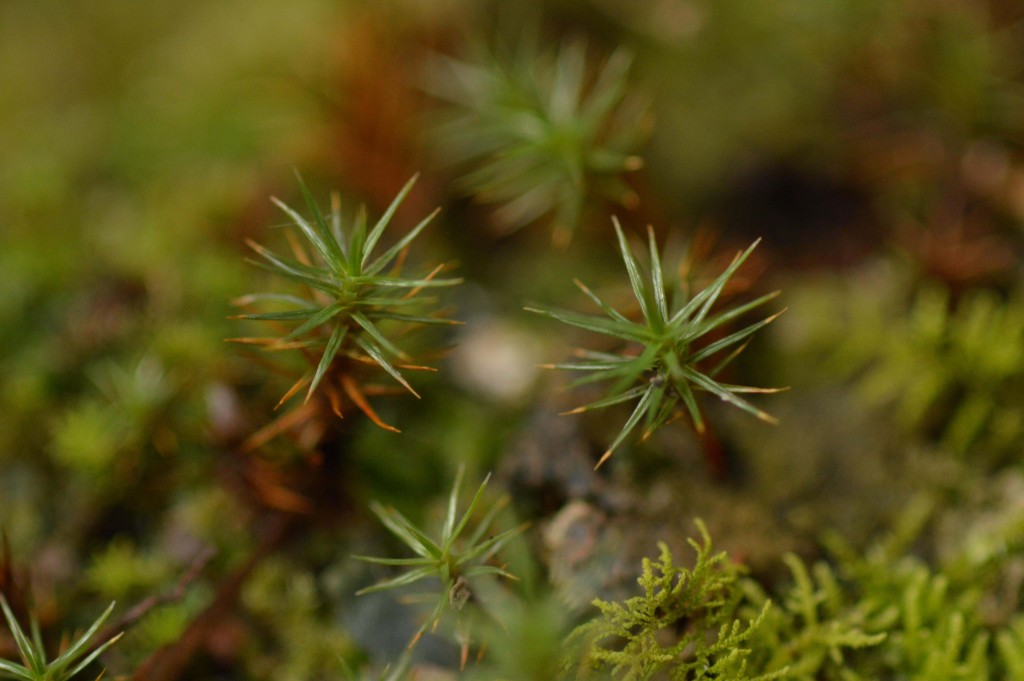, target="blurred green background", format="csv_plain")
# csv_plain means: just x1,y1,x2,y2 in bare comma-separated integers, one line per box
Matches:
2,1,1024,679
